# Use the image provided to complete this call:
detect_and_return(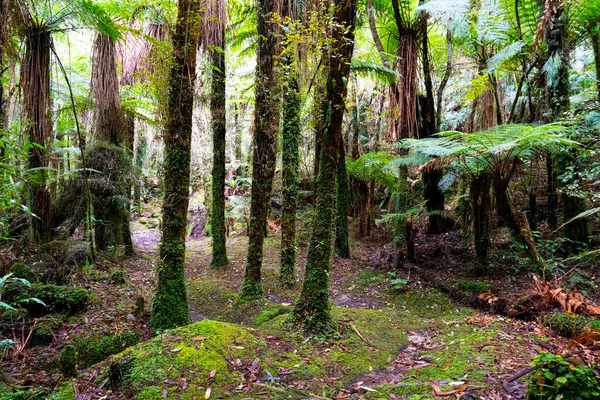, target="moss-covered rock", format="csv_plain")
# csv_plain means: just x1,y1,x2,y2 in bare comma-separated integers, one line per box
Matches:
4,283,89,317
44,240,91,267
104,320,264,398
457,279,491,295
30,318,64,346
75,330,140,368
